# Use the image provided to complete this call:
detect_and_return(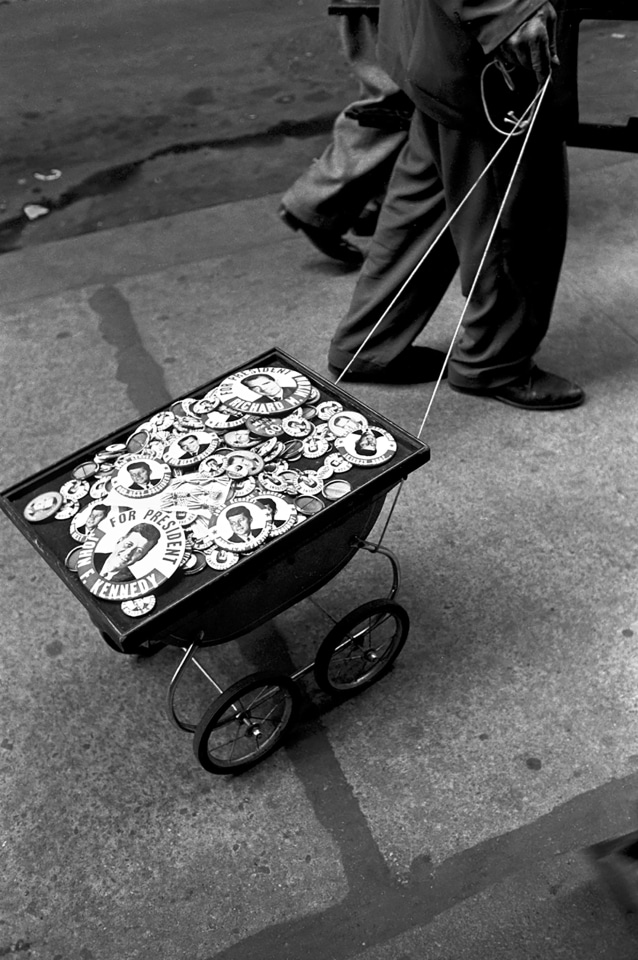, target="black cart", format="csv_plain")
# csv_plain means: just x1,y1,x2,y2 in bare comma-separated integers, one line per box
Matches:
1,349,429,774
